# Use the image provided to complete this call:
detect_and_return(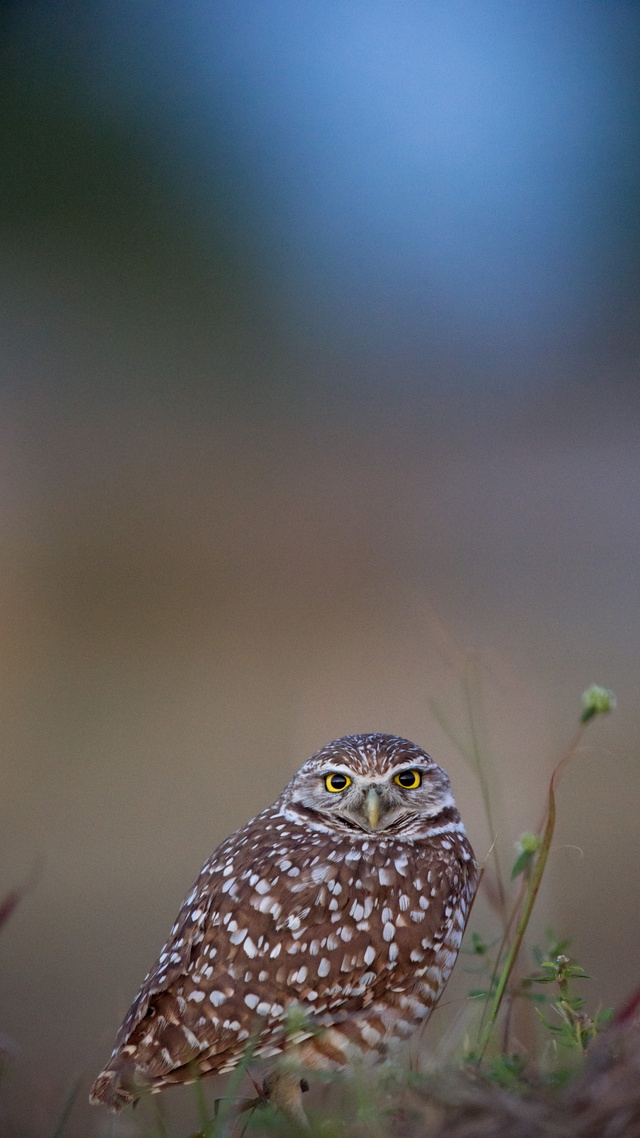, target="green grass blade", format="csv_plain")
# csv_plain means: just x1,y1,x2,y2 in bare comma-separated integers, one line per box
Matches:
49,1075,83,1138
